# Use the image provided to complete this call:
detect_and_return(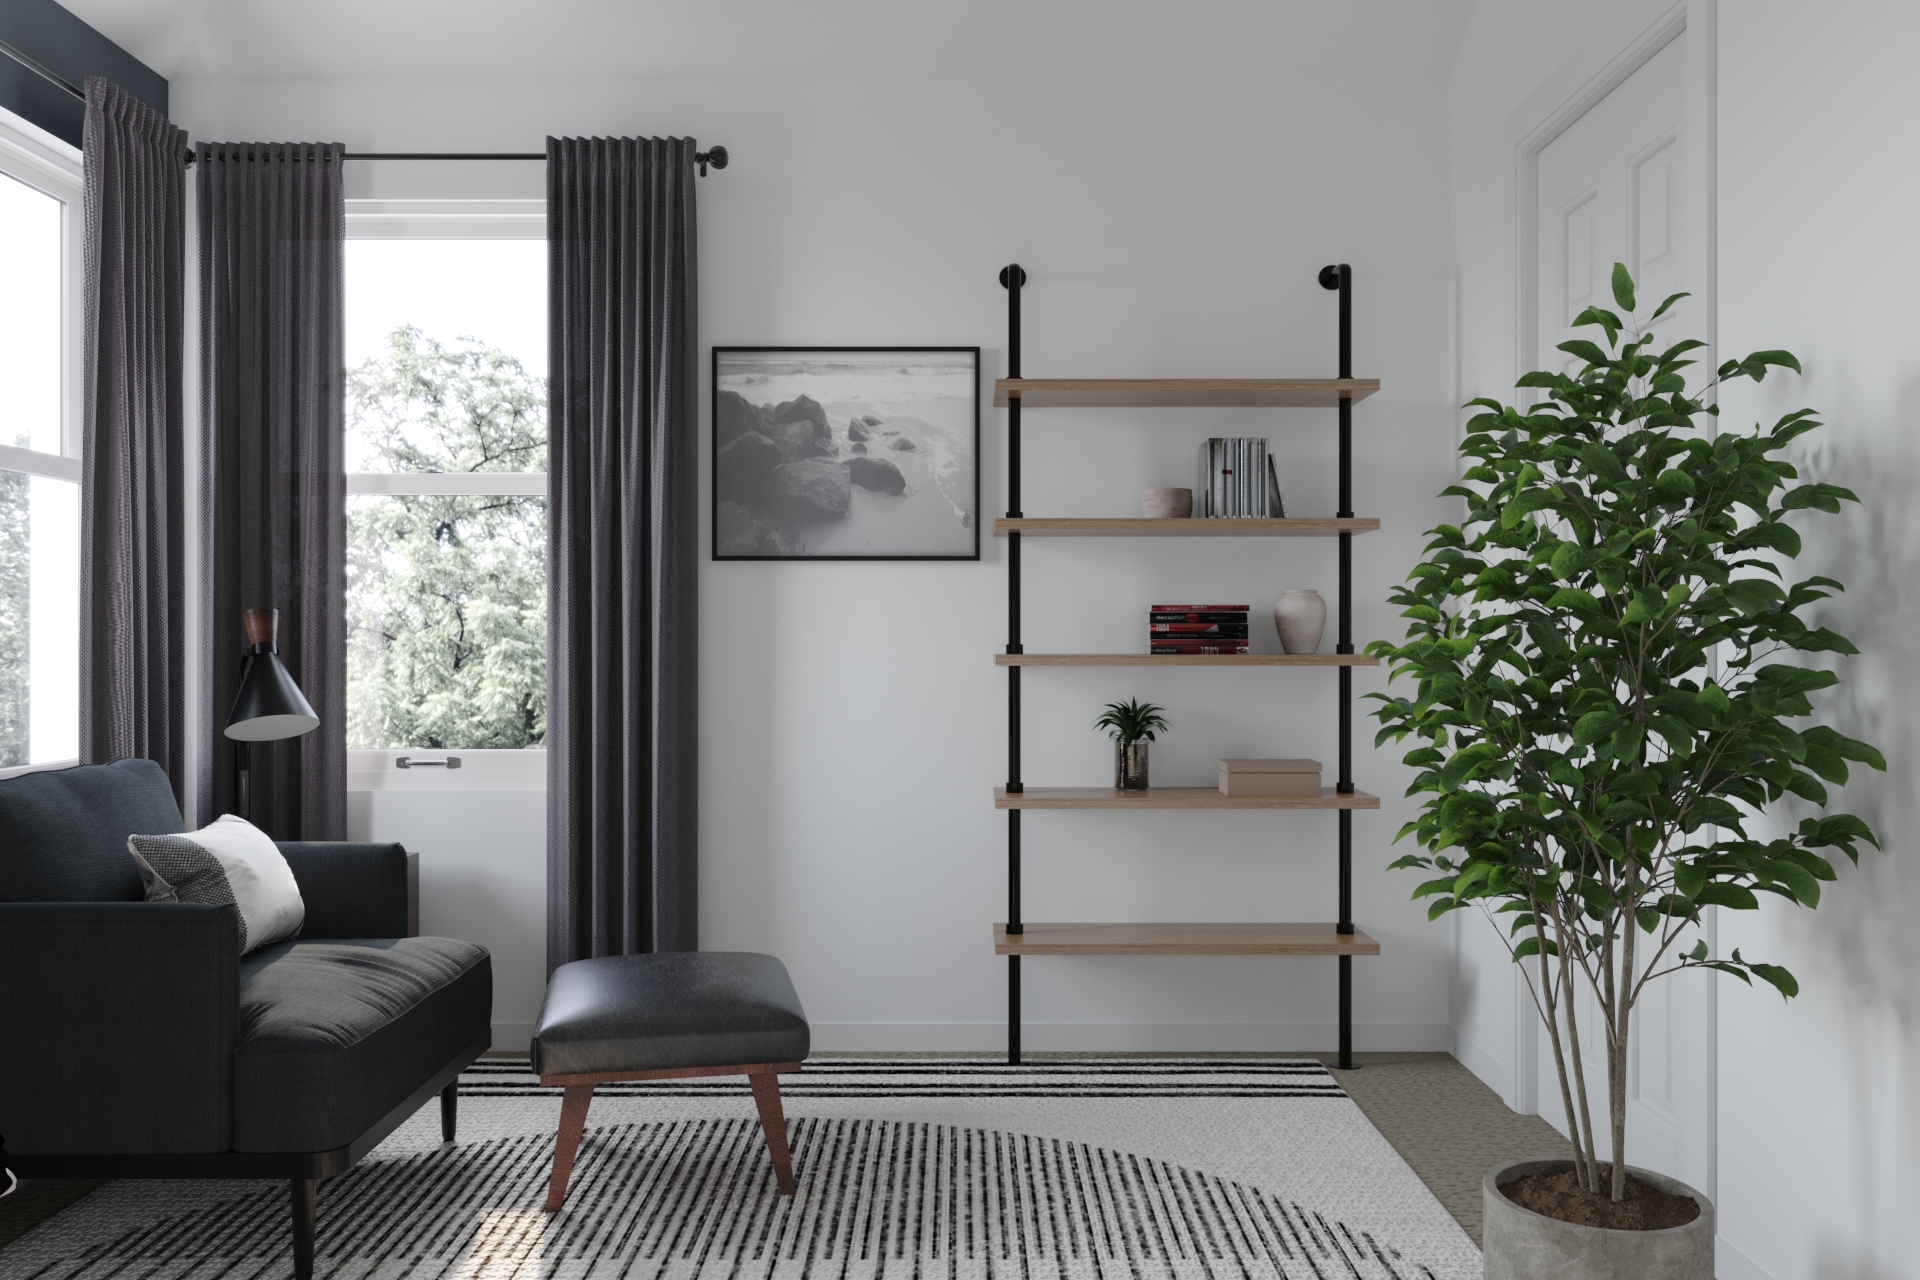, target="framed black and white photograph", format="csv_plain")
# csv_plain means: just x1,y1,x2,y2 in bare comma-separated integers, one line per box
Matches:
712,347,980,560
